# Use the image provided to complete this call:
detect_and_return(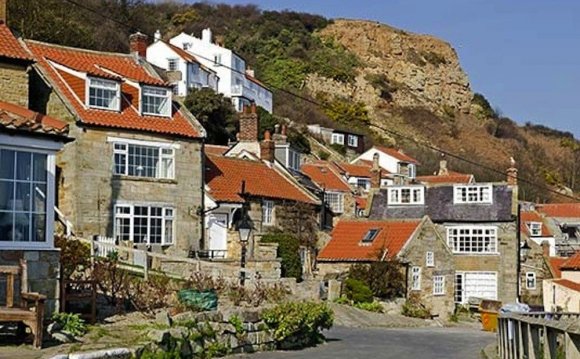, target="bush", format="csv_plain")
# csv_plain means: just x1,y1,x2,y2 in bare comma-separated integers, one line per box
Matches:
401,293,431,319
329,143,347,155
353,301,384,313
51,312,87,337
262,302,333,348
472,93,497,119
261,232,302,279
318,150,330,160
343,278,373,304
55,237,90,279
364,73,398,101
349,260,405,300
183,87,236,145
